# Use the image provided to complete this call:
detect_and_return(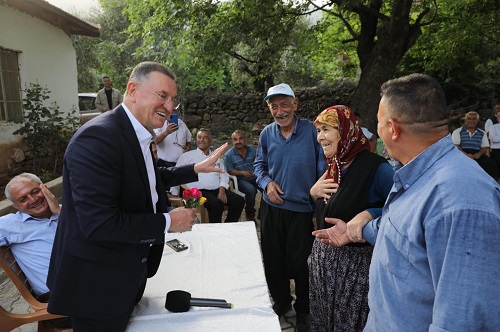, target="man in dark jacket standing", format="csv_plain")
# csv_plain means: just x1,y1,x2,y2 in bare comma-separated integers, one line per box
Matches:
47,62,225,331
